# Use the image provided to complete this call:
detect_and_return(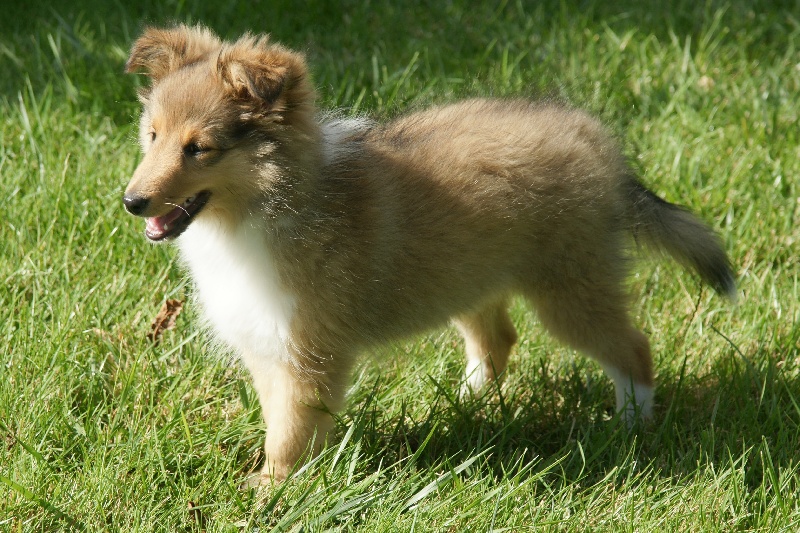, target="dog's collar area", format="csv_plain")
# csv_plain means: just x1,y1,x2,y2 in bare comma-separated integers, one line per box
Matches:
145,191,211,241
